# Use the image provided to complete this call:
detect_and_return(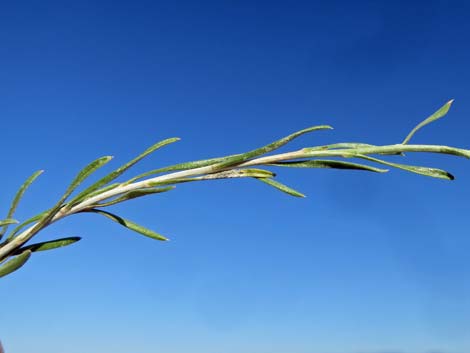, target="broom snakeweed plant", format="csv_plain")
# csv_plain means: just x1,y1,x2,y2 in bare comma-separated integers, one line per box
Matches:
0,100,469,278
